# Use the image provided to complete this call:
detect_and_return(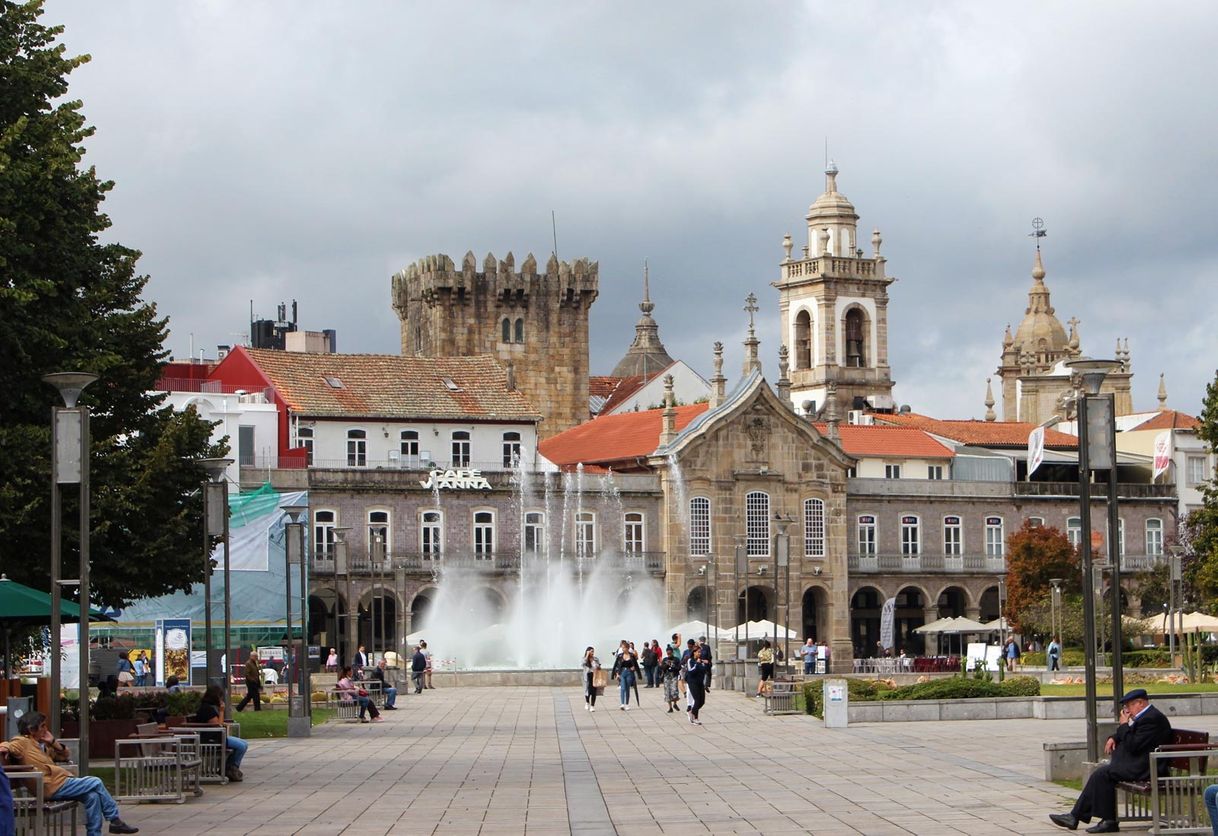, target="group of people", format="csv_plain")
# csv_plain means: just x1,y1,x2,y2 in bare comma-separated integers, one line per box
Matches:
581,633,713,724
115,652,150,687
